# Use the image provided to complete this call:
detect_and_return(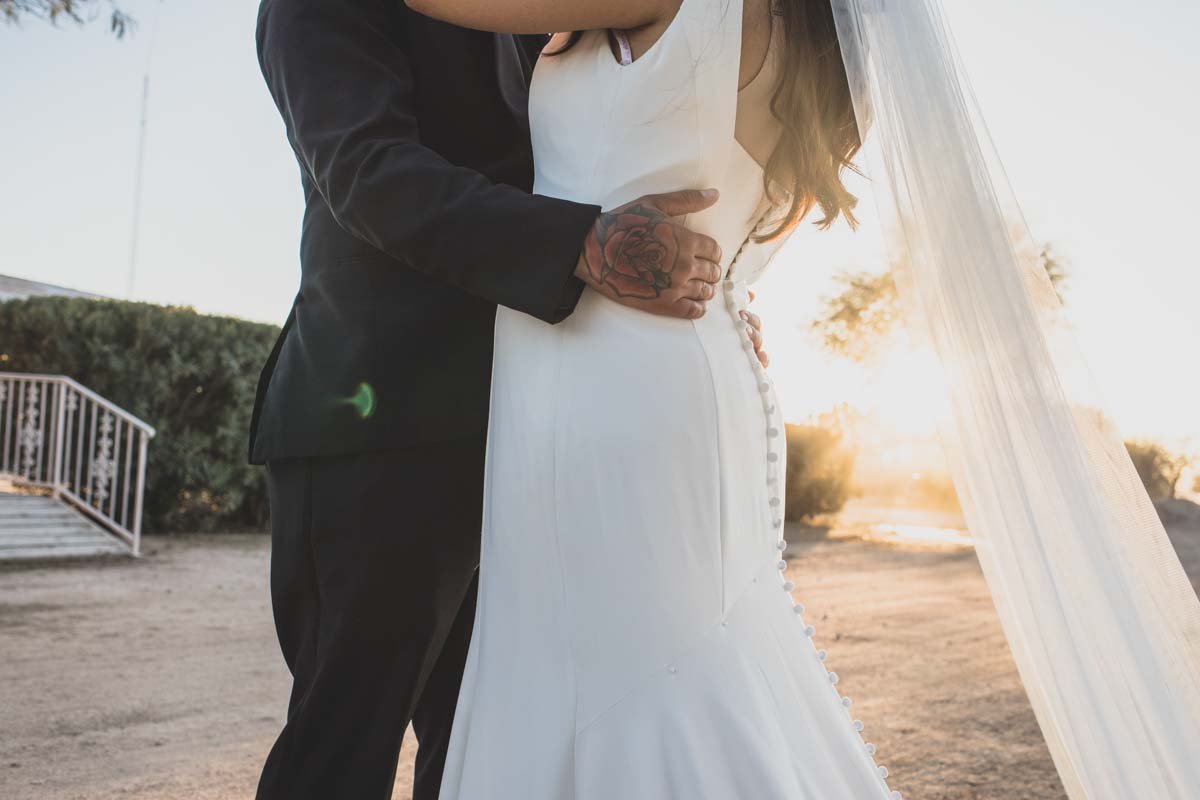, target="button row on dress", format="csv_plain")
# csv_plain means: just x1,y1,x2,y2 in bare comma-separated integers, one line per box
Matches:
727,269,900,799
